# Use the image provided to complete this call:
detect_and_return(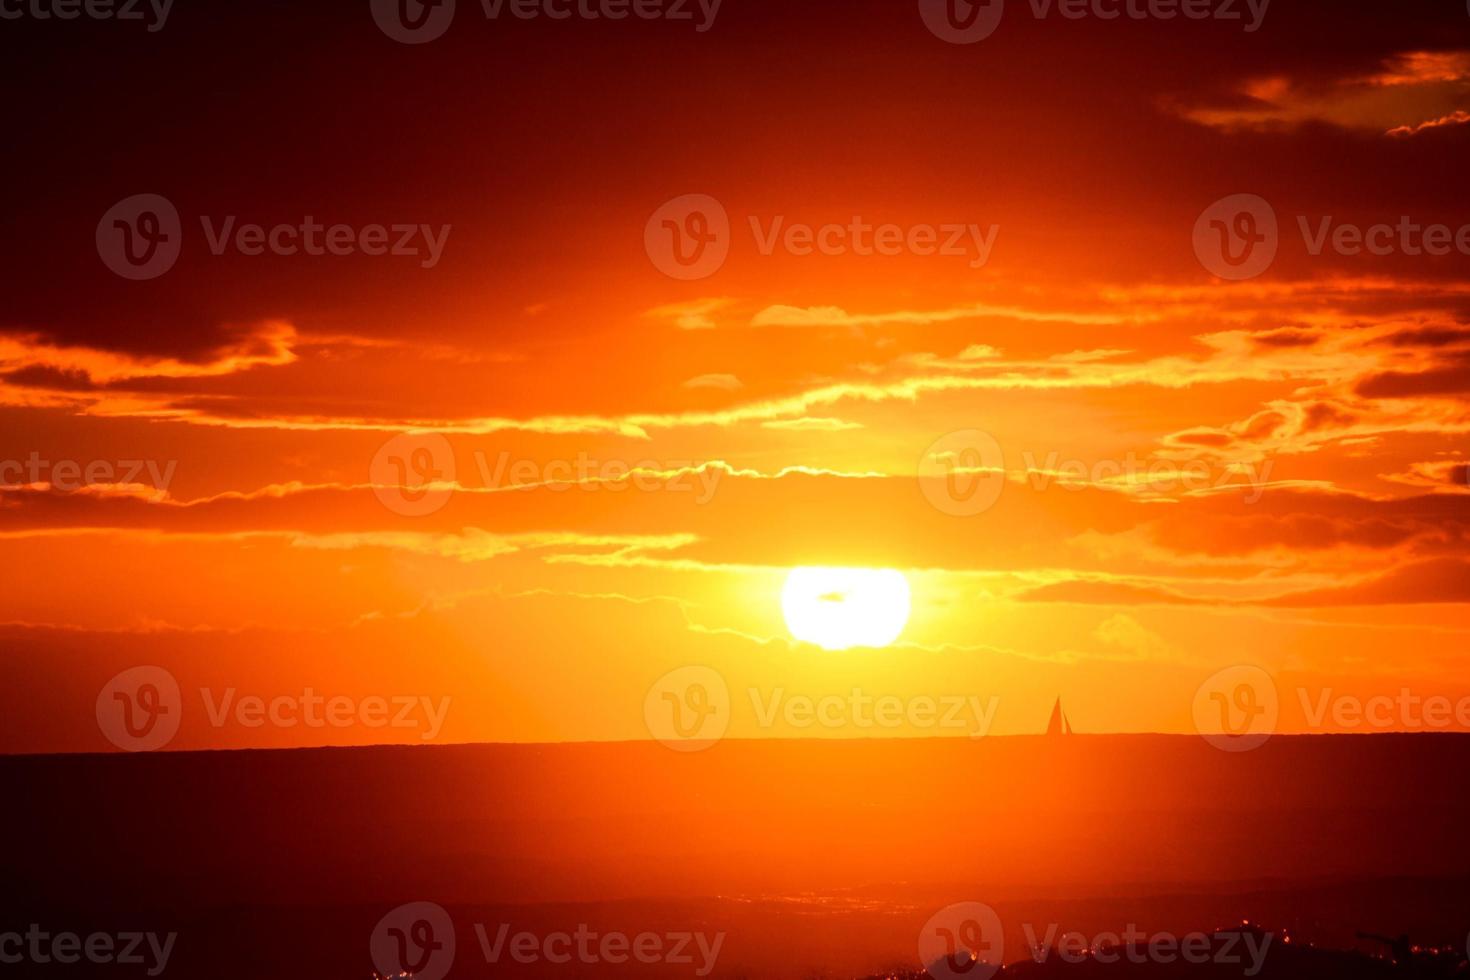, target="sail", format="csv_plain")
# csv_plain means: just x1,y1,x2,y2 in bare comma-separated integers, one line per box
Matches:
1046,697,1074,735
1047,697,1068,736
